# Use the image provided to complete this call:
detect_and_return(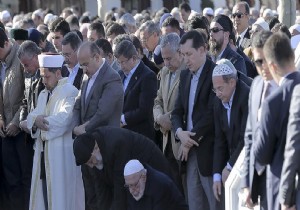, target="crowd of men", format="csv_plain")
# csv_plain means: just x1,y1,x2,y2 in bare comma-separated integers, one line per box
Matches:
0,1,299,210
